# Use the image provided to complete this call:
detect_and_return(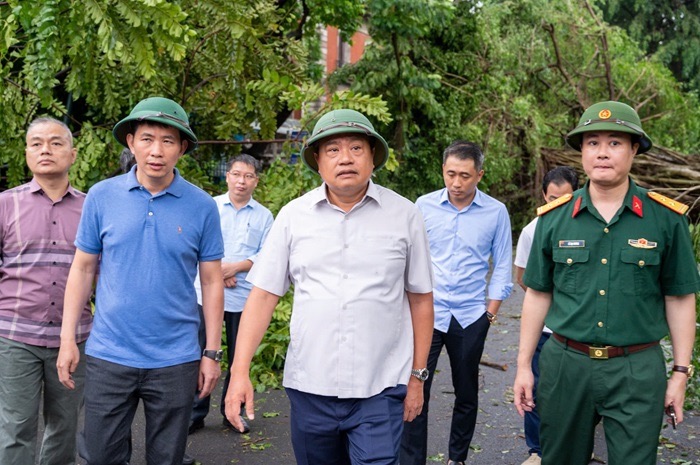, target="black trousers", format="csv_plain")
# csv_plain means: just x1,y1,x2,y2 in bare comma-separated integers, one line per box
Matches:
400,313,490,464
191,307,242,422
